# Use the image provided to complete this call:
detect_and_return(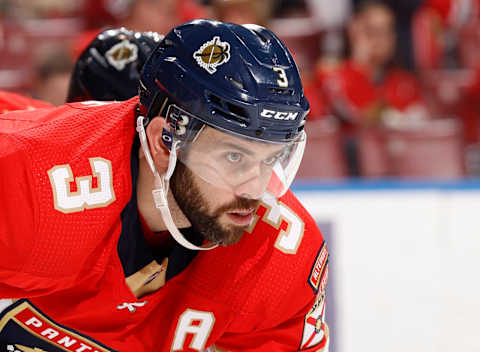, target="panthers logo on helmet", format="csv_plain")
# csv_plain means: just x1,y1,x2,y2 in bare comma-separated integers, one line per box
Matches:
193,36,231,74
105,39,138,71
